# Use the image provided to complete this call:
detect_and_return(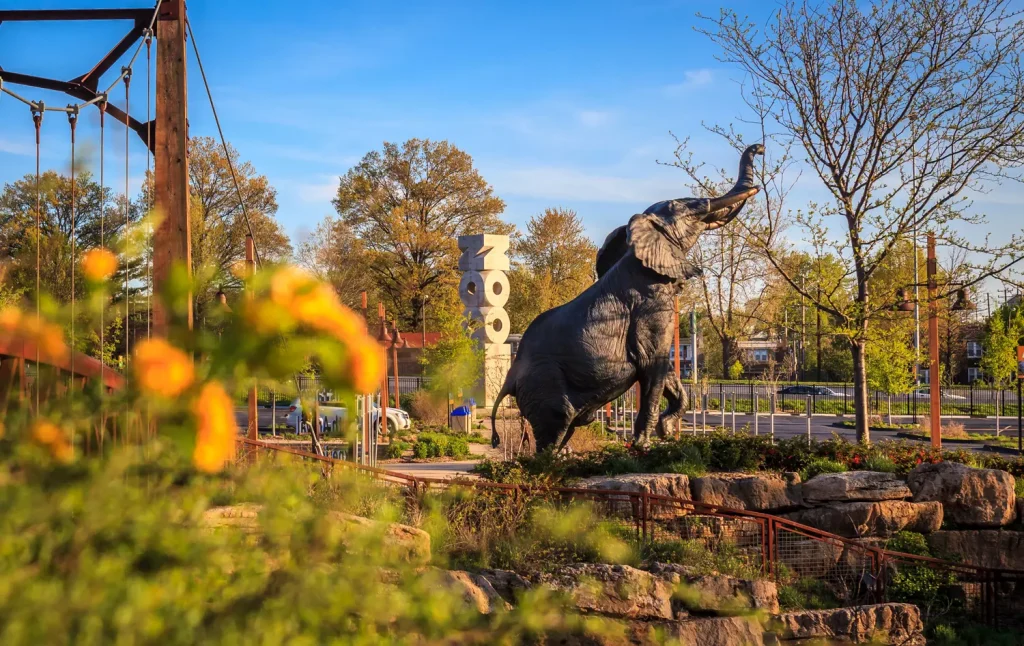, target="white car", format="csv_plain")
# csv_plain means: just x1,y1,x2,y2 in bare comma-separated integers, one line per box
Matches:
284,398,410,433
911,388,966,401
